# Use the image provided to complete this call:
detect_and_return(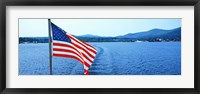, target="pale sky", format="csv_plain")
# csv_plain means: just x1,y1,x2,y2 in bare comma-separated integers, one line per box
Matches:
19,18,181,37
